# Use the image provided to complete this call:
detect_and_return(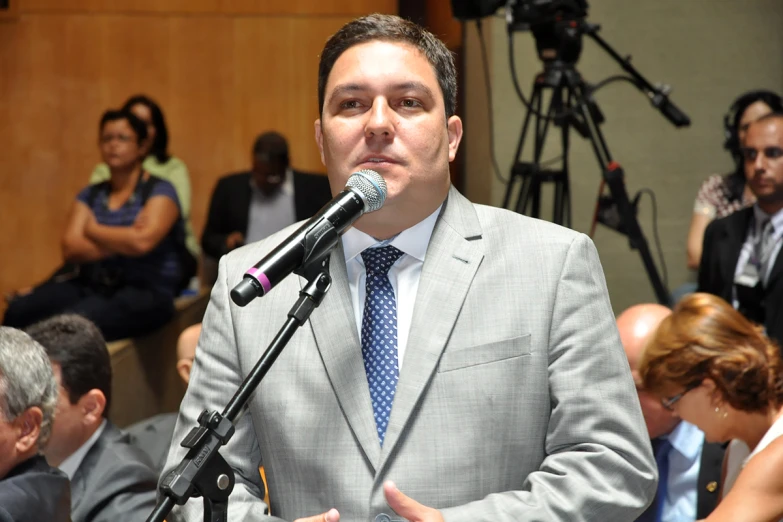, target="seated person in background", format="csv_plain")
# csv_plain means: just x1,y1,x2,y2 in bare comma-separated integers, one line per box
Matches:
25,314,157,522
640,292,783,522
126,322,200,473
90,94,200,264
0,327,70,522
200,131,331,283
687,90,782,270
698,112,783,347
617,304,724,521
3,108,186,341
